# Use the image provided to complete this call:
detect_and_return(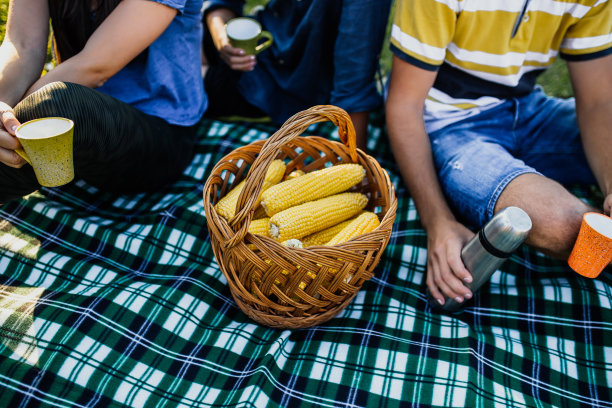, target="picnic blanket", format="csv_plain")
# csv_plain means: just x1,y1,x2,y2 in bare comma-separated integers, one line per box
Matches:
0,114,610,408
